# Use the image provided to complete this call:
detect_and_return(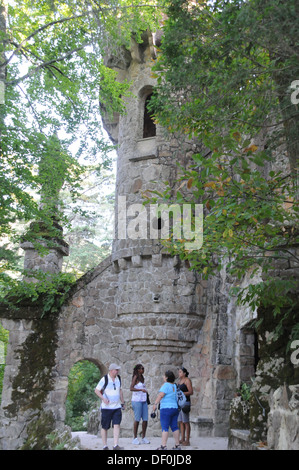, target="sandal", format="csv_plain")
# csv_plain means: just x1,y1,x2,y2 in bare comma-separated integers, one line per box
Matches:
157,445,167,450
